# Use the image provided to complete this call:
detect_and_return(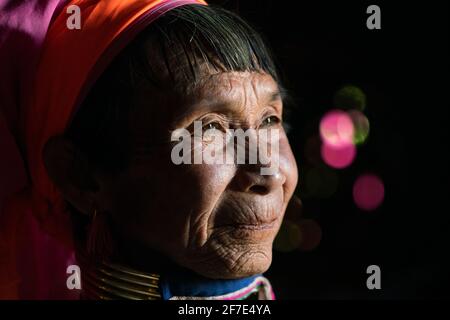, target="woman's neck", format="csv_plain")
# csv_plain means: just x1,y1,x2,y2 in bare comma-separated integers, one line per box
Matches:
75,233,271,300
